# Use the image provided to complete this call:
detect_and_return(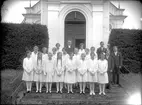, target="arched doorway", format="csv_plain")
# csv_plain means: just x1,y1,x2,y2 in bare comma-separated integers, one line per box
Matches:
64,11,86,49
